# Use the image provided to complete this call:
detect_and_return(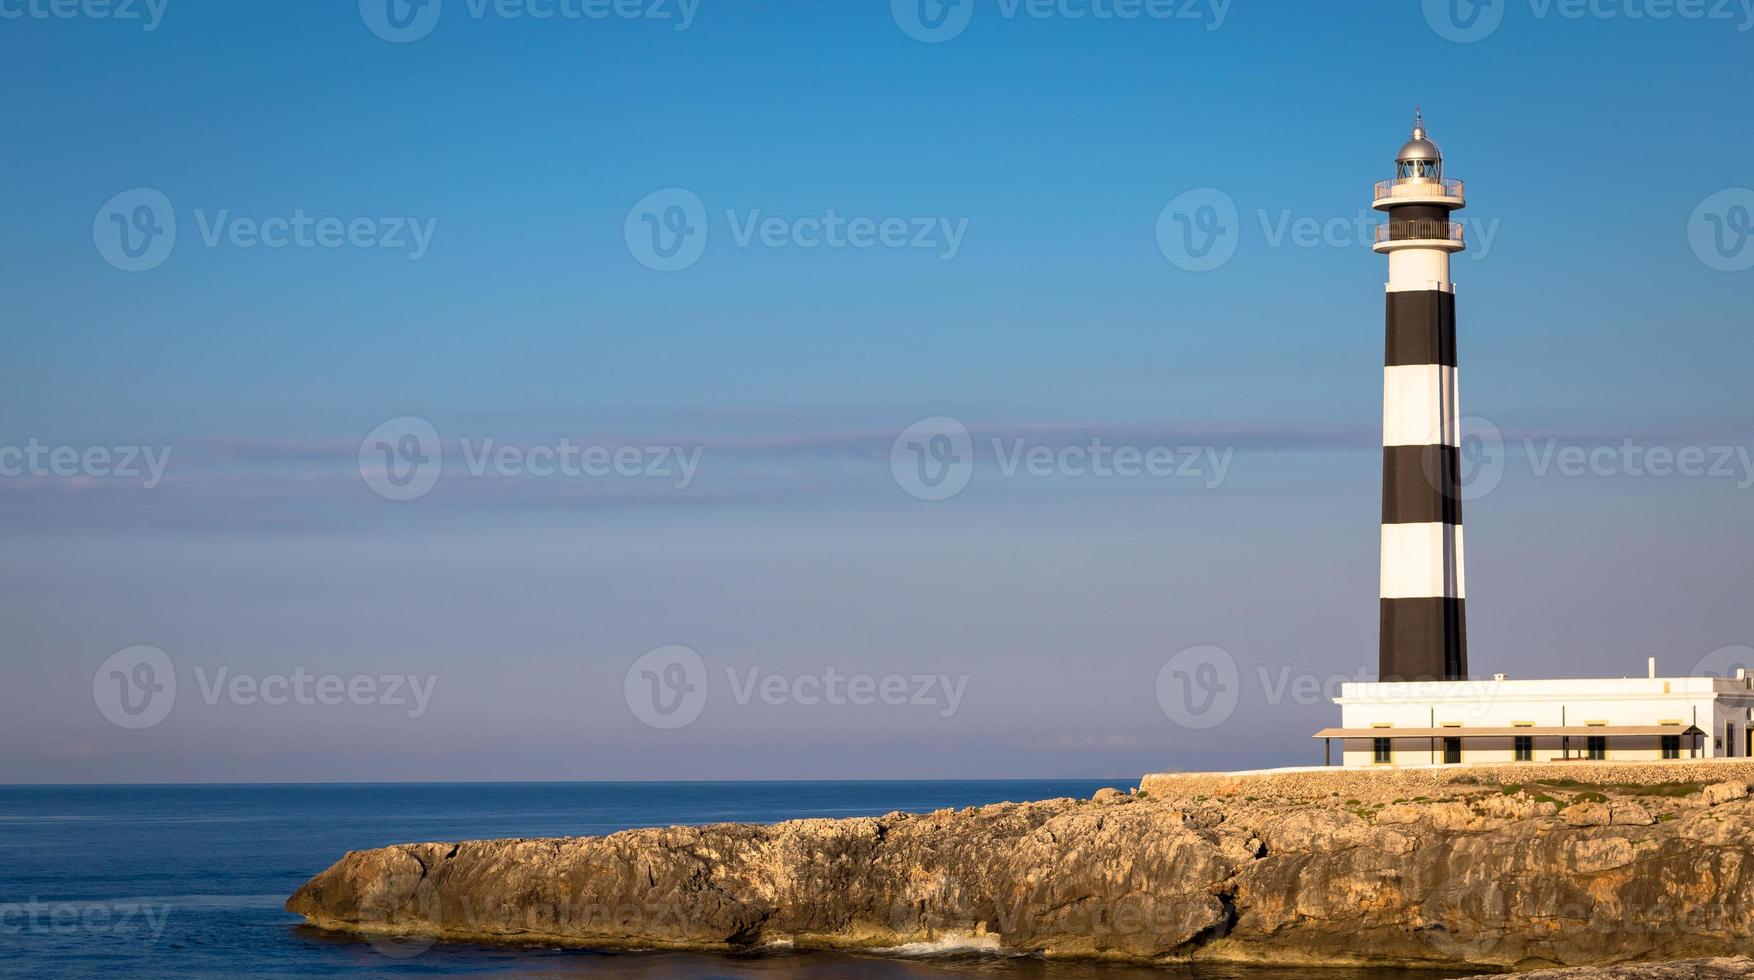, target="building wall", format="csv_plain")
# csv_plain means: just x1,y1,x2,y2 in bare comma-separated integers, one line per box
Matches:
1141,758,1754,800
1332,676,1754,768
